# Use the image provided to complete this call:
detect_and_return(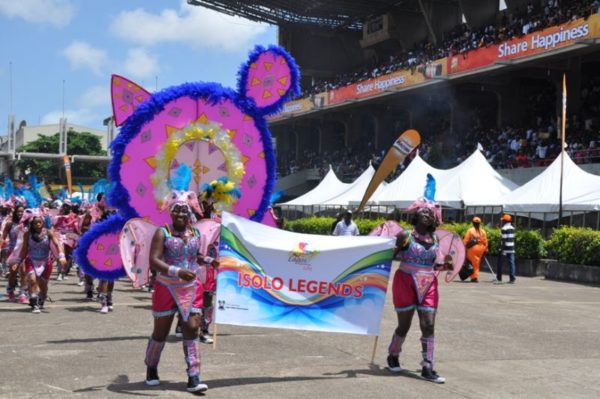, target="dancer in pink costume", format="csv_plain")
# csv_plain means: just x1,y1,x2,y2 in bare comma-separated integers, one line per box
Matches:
13,209,66,313
53,201,79,280
144,165,218,393
386,175,453,383
2,204,27,303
